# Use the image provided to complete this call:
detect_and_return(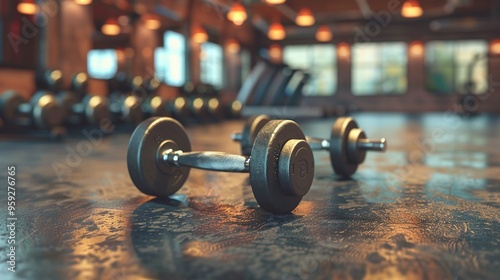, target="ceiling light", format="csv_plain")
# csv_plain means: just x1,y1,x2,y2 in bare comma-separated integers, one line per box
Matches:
17,0,38,15
295,8,315,26
316,25,332,42
193,26,208,44
401,0,423,18
265,0,286,4
143,14,161,30
491,39,500,55
268,22,286,41
102,18,121,36
226,39,240,54
74,0,92,5
269,44,282,62
227,3,247,26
